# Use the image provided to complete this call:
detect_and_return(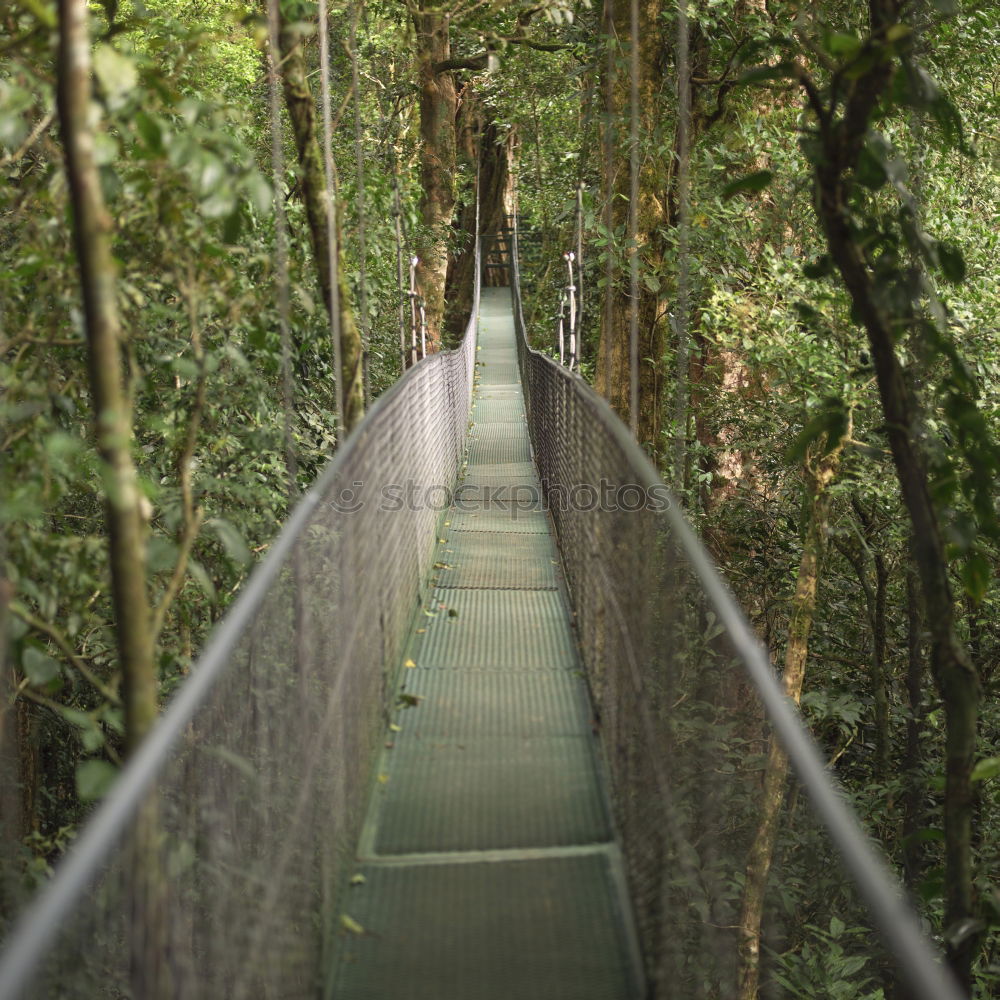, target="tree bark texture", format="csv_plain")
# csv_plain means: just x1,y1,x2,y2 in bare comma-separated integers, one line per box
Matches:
412,3,458,354
0,565,20,929
737,446,842,1000
0,571,20,856
57,0,157,755
277,20,364,434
